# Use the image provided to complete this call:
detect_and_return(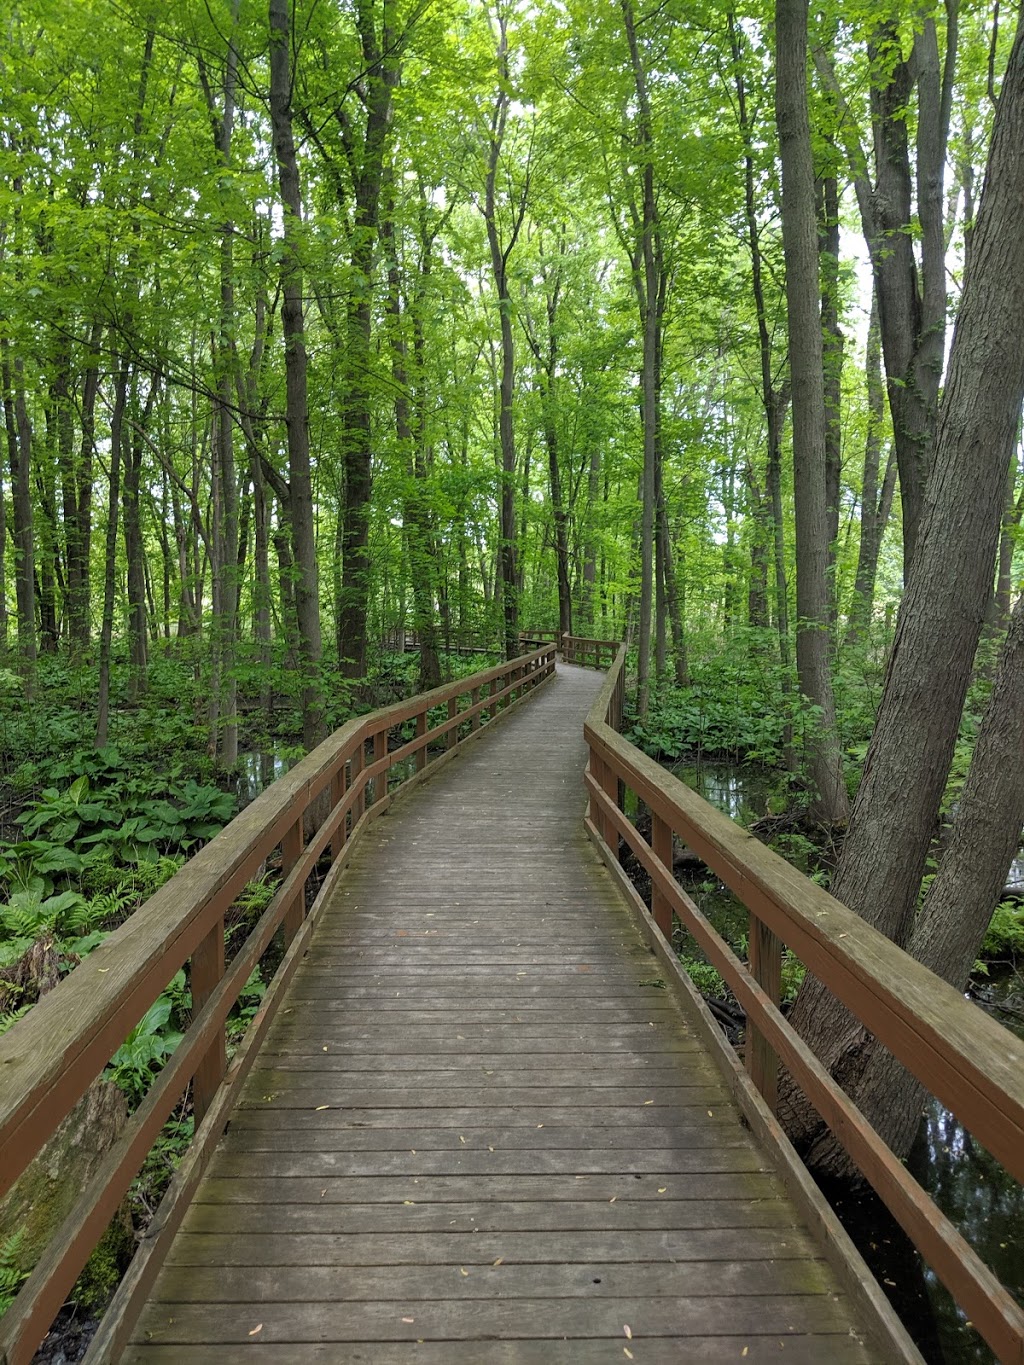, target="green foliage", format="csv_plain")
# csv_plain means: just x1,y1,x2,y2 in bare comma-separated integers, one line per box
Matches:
228,968,267,1045
983,902,1024,959
0,1229,29,1317
106,978,186,1107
